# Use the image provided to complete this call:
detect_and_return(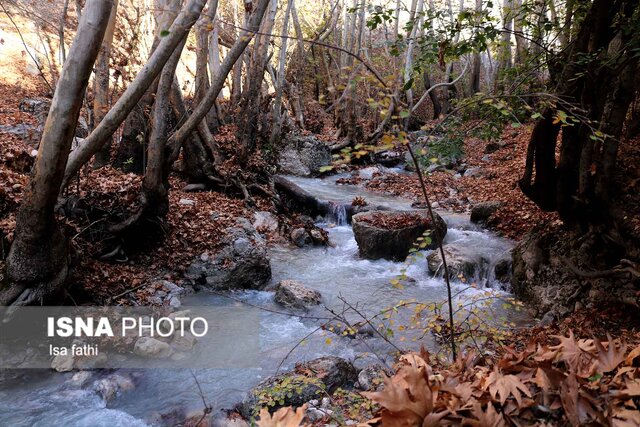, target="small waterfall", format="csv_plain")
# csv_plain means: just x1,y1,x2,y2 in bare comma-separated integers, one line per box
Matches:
327,201,348,226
